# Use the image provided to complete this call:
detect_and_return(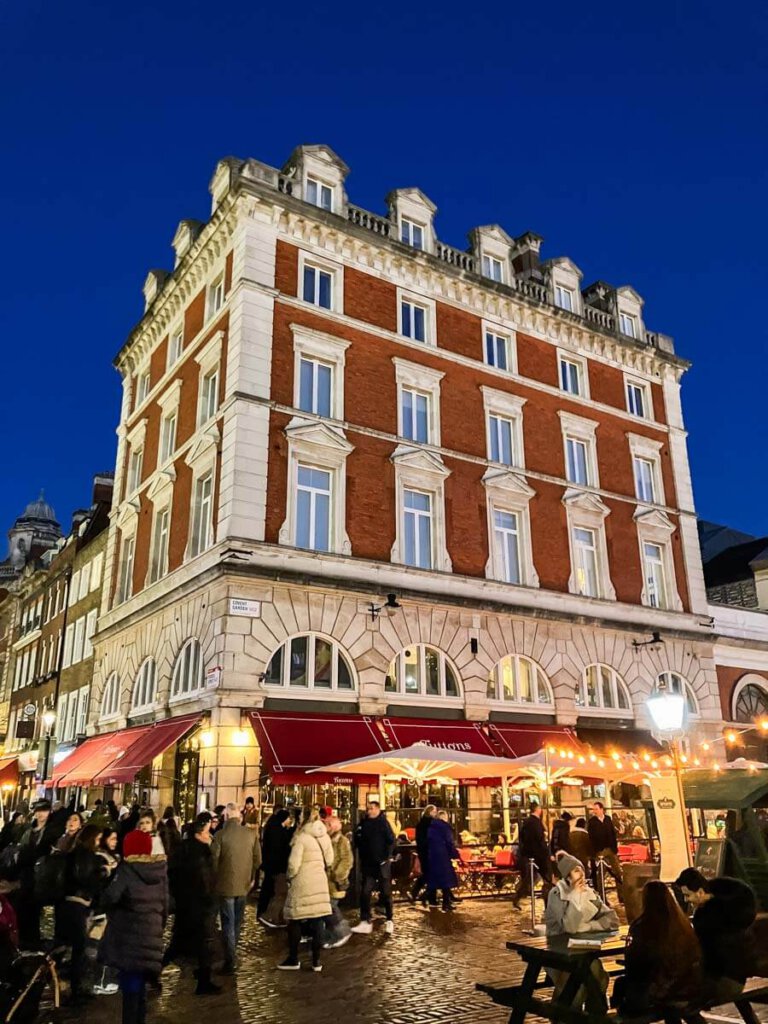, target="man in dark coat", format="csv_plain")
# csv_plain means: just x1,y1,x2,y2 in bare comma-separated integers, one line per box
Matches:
15,799,65,948
425,810,459,911
257,808,294,918
568,817,593,867
676,867,757,1002
409,805,436,904
351,802,396,935
164,819,221,995
550,811,573,857
512,804,553,909
587,801,623,902
100,829,168,1024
